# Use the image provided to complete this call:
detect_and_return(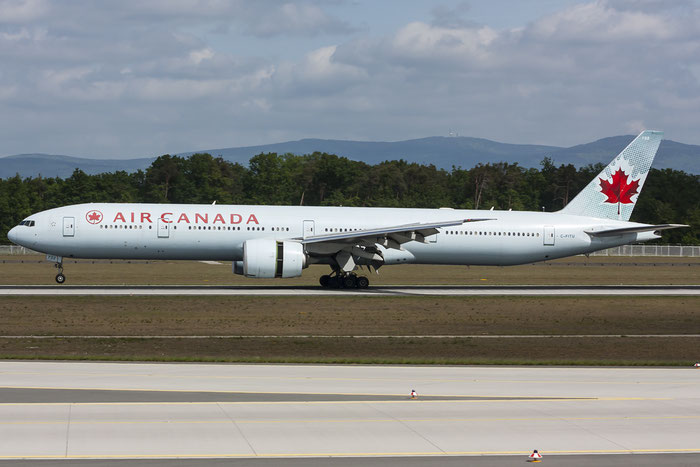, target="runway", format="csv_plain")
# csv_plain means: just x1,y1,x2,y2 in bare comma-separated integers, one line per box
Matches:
0,361,699,463
1,285,698,296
